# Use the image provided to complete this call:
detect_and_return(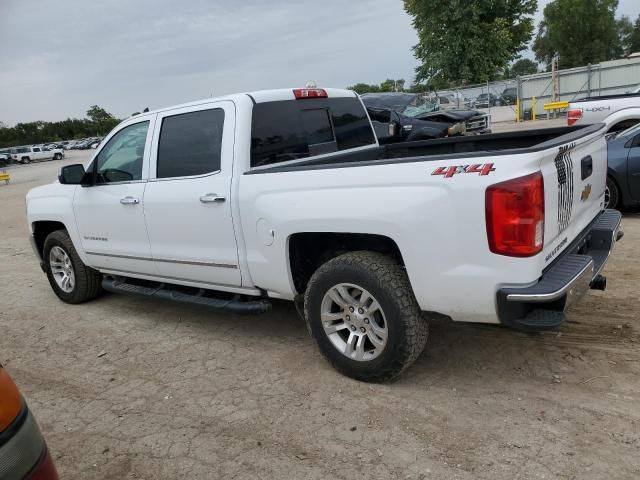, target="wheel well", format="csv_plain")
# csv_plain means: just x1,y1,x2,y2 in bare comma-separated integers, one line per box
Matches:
288,232,404,293
33,221,66,256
